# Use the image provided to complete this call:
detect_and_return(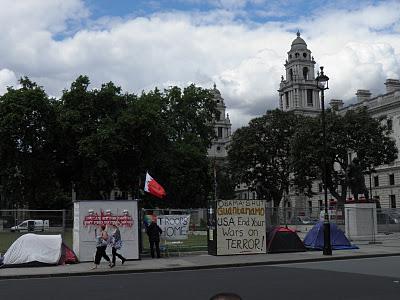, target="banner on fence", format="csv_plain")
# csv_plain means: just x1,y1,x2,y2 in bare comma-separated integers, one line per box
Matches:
157,214,190,240
216,200,266,255
73,200,139,261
